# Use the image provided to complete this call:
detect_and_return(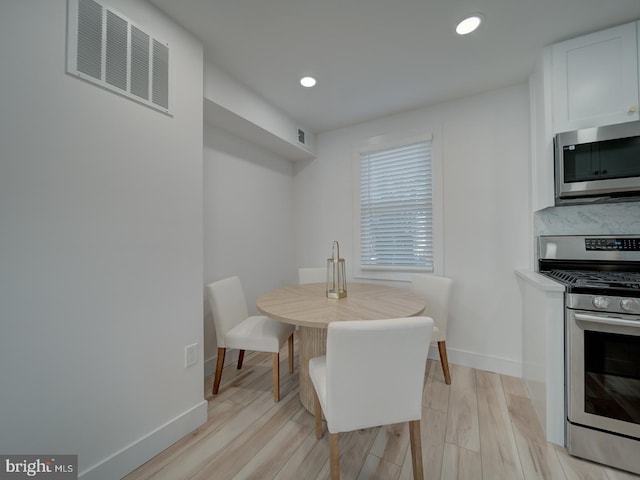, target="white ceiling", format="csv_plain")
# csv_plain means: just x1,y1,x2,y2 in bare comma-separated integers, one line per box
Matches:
149,0,640,133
